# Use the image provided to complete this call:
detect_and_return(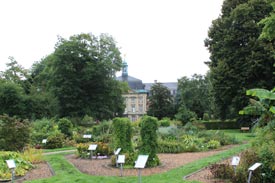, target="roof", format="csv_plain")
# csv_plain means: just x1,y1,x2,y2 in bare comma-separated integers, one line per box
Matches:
116,75,145,90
